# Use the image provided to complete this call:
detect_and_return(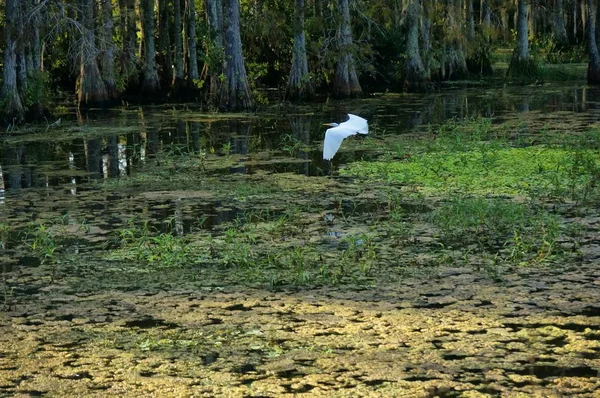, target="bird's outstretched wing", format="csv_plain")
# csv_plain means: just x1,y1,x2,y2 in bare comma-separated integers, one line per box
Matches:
323,125,360,160
322,114,369,160
343,114,369,135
